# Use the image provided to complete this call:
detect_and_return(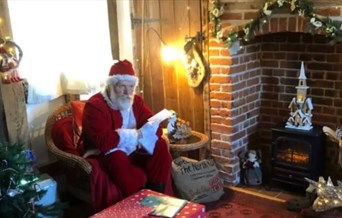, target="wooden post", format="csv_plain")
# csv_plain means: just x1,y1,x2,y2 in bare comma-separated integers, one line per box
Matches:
0,80,29,146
